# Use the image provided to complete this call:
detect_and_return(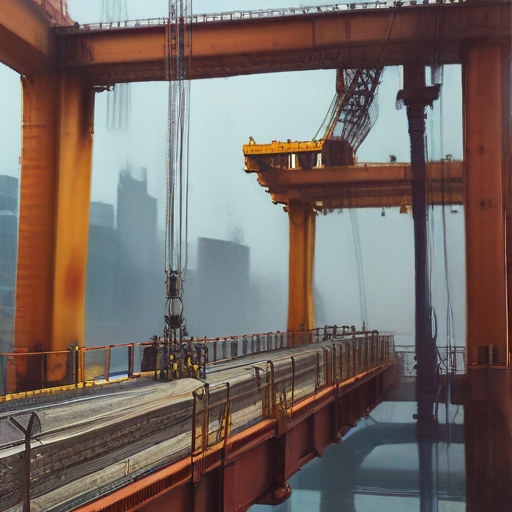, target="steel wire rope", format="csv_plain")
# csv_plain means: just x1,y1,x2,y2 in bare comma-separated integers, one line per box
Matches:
164,0,192,339
429,70,457,507
349,208,368,328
